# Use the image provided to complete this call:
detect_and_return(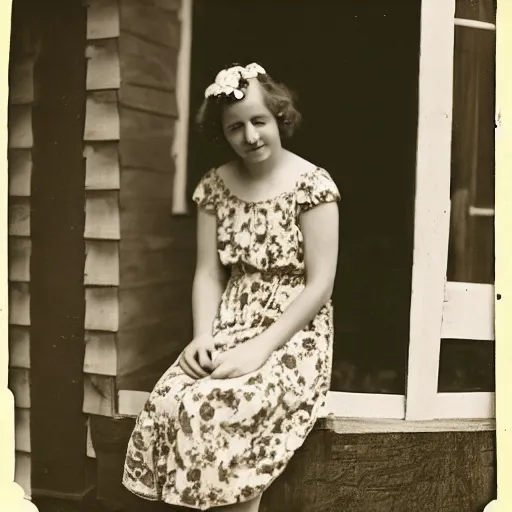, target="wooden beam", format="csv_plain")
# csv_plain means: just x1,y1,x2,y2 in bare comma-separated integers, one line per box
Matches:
86,40,121,90
8,149,32,196
29,0,89,496
454,18,496,30
86,0,120,40
9,327,31,369
84,331,117,376
85,240,119,286
84,91,120,141
171,0,192,214
84,142,120,190
8,237,31,282
405,0,455,420
319,416,495,434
